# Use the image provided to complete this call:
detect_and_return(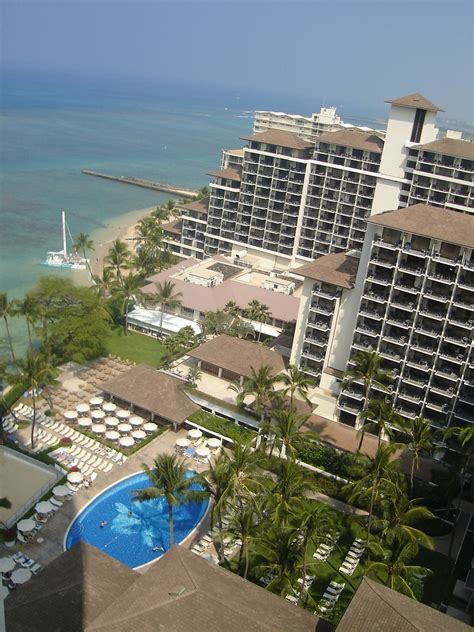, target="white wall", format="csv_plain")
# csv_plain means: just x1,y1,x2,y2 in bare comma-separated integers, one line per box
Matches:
289,277,313,365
